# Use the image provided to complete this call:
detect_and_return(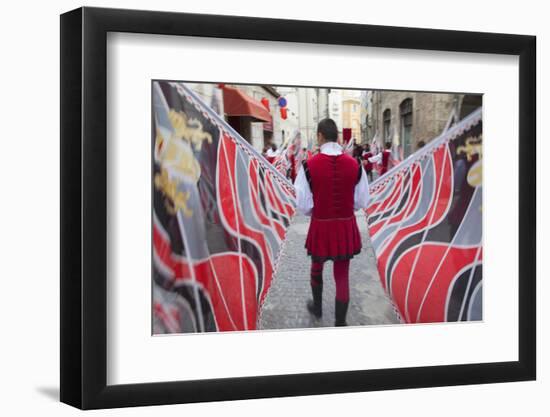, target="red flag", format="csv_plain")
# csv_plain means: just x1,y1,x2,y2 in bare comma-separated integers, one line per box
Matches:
342,128,352,143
